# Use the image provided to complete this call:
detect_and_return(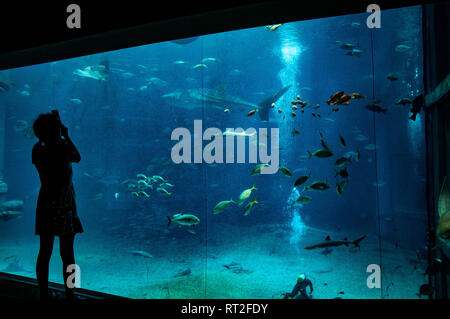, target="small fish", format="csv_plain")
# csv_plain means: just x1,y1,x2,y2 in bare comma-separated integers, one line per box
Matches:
351,22,361,28
131,250,153,258
192,64,208,70
319,132,332,152
365,104,387,114
279,166,292,177
354,134,368,142
335,167,349,179
247,109,257,117
327,91,345,105
335,156,352,168
266,24,283,31
243,199,258,216
70,98,83,105
157,188,171,196
307,149,333,159
395,44,411,52
114,192,119,200
238,186,257,205
336,180,348,196
350,93,365,99
278,108,282,113
339,134,346,147
296,195,312,203
224,109,230,113
291,112,297,117
346,49,362,56
201,57,217,63
250,163,270,176
292,129,300,135
387,74,398,81
364,144,378,151
314,104,320,109
213,199,235,215
395,98,413,106
294,172,311,187
304,180,330,192
167,213,200,227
